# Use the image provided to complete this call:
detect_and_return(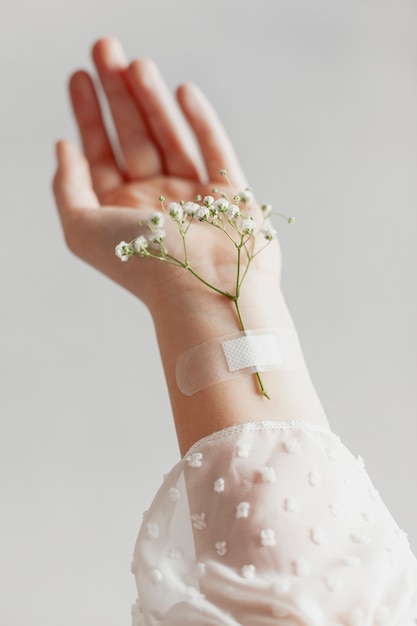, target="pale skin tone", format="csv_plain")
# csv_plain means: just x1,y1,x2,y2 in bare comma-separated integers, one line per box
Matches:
53,37,330,455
